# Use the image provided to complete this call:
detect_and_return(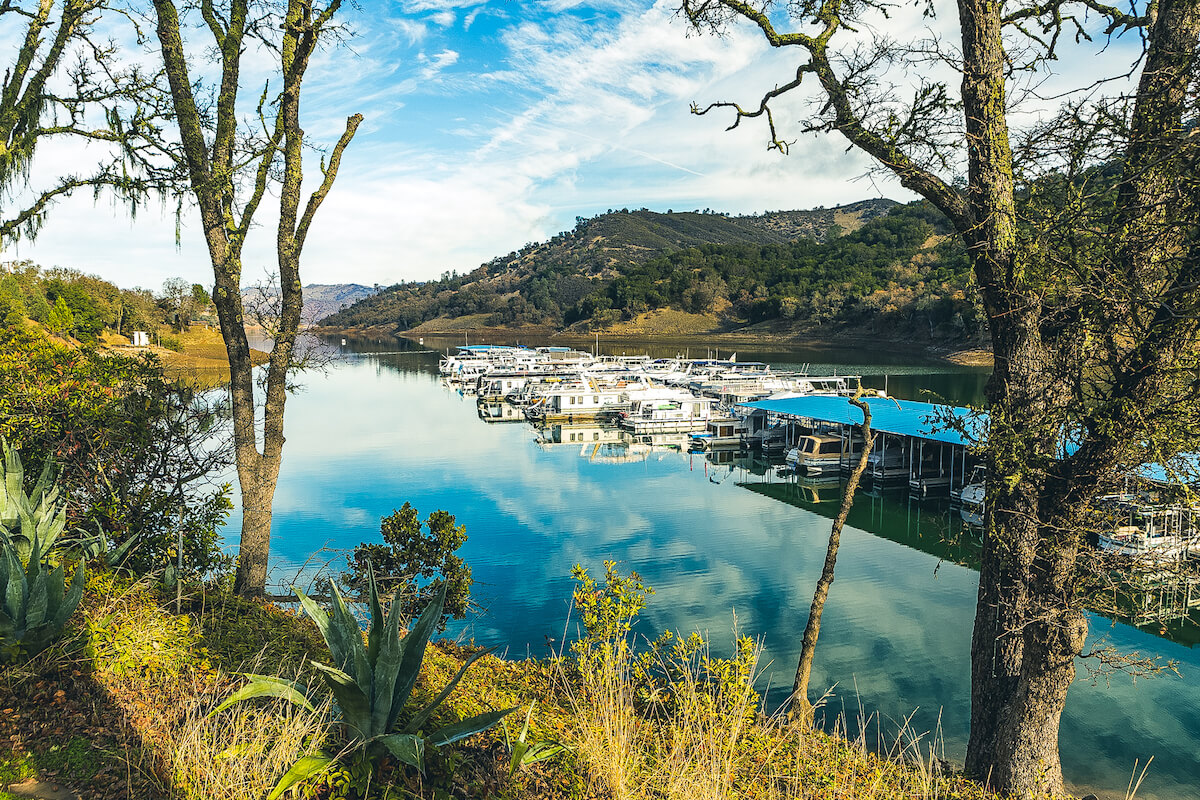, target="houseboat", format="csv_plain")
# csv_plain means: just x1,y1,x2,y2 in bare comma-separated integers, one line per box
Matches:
688,417,746,451
1096,494,1200,561
785,433,865,475
619,389,717,433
